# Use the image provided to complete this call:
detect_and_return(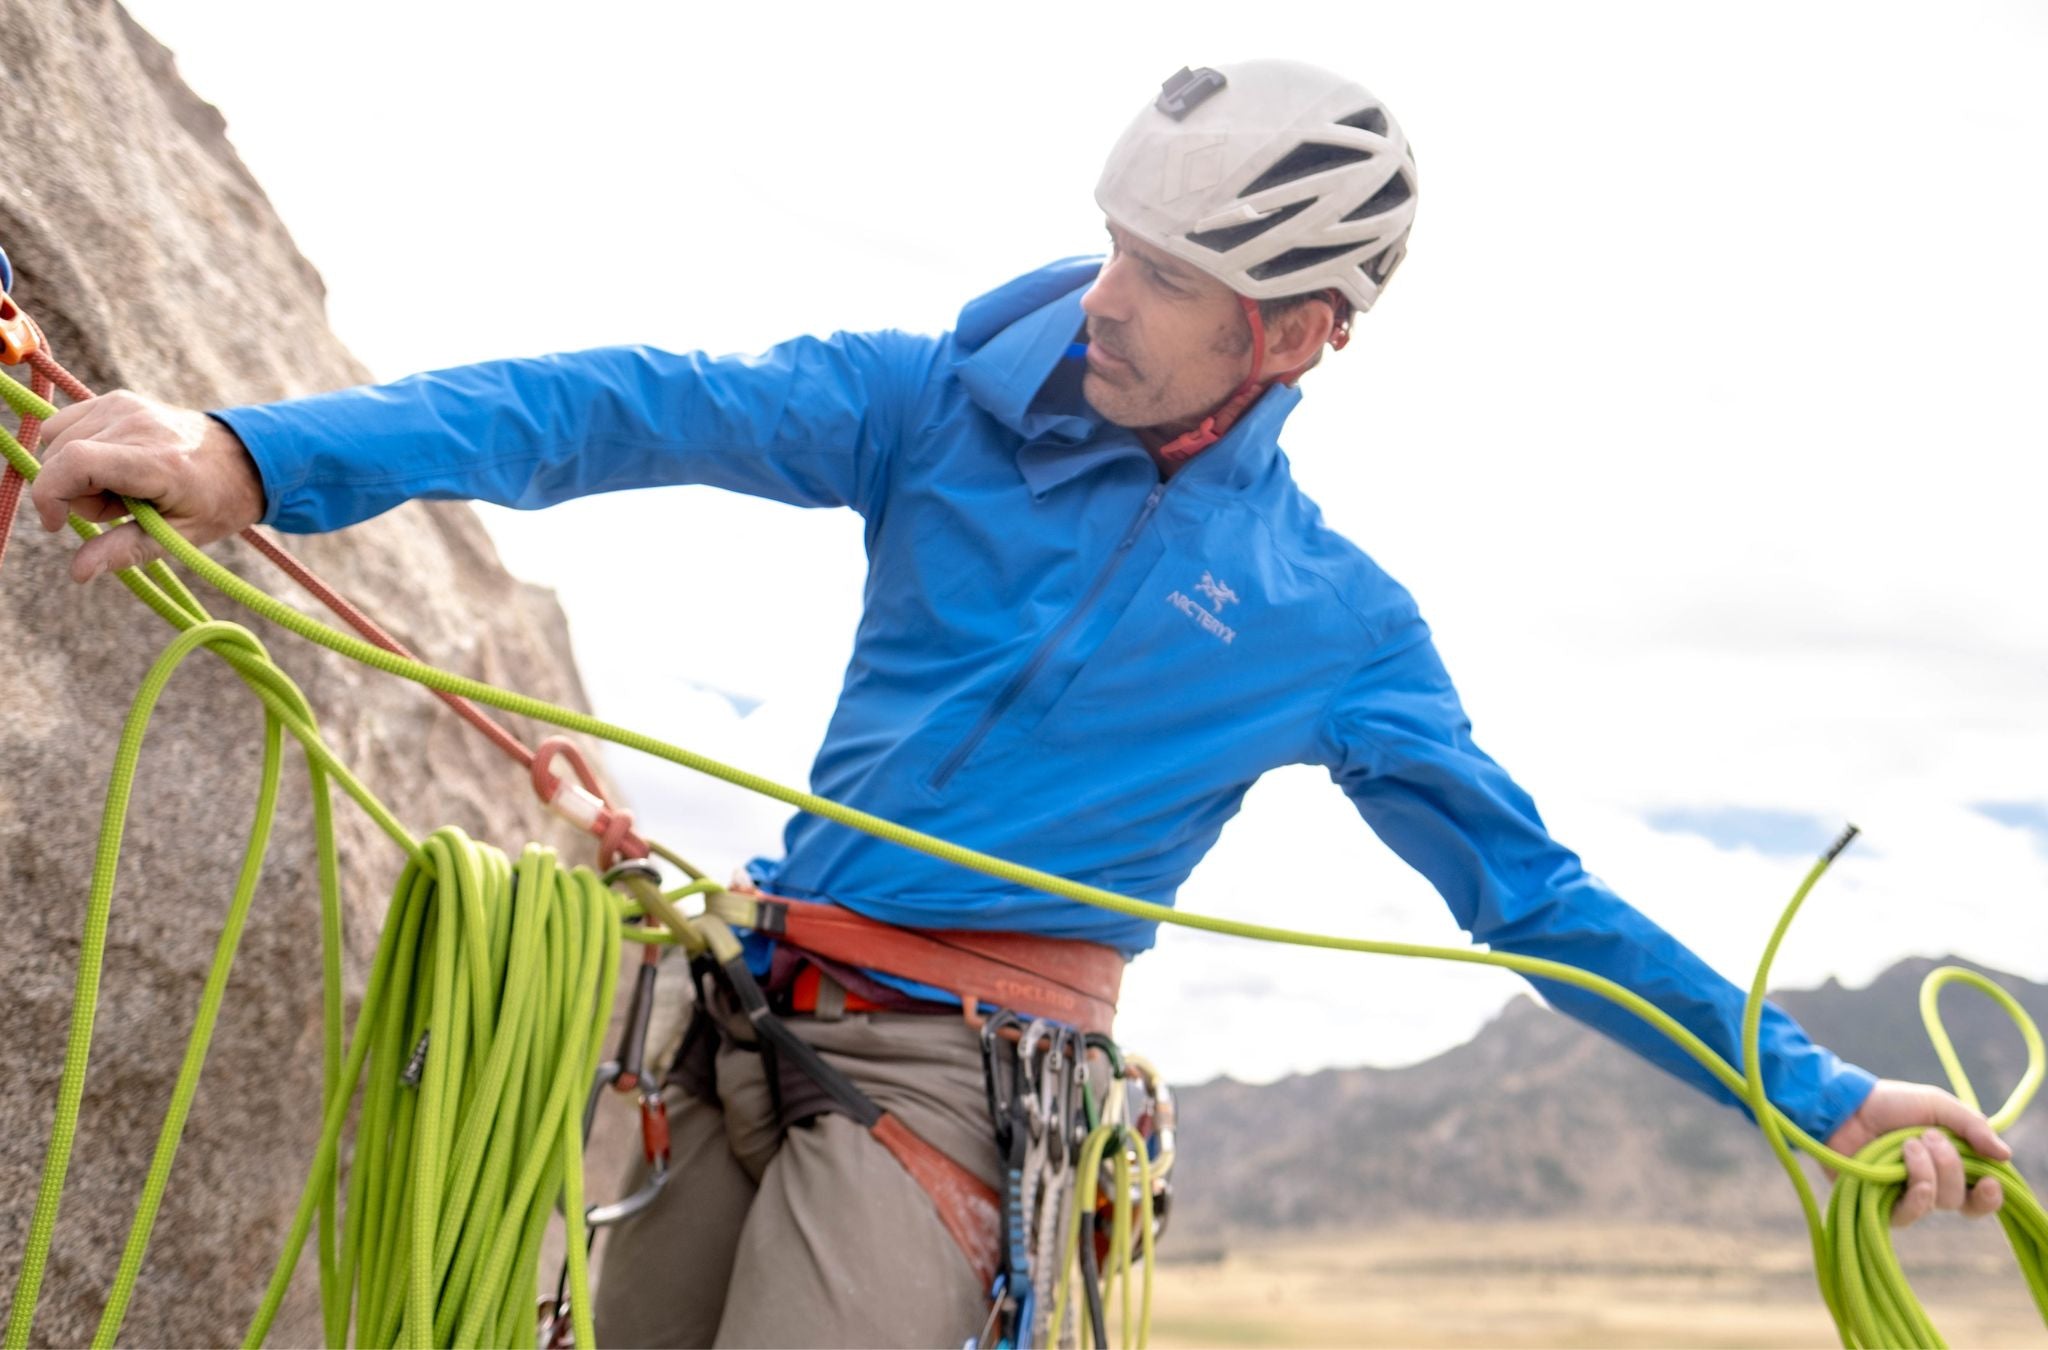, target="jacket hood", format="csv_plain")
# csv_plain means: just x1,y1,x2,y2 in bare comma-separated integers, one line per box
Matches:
953,256,1103,443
